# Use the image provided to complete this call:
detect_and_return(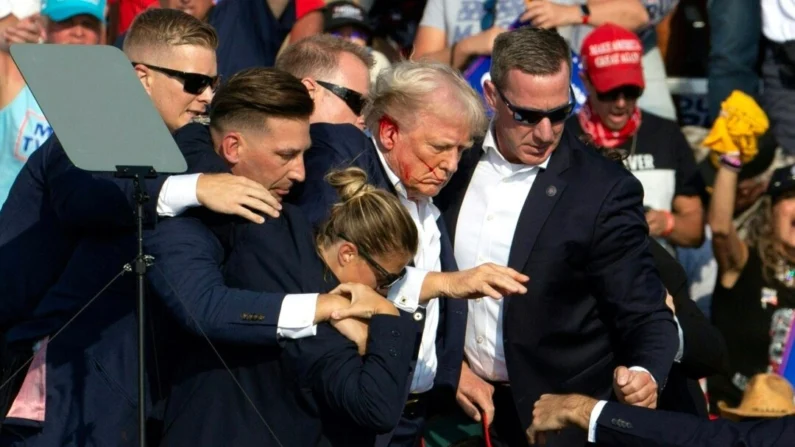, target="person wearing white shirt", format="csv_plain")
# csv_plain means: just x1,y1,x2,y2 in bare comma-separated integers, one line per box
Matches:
433,26,677,447
761,0,795,156
288,60,530,447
